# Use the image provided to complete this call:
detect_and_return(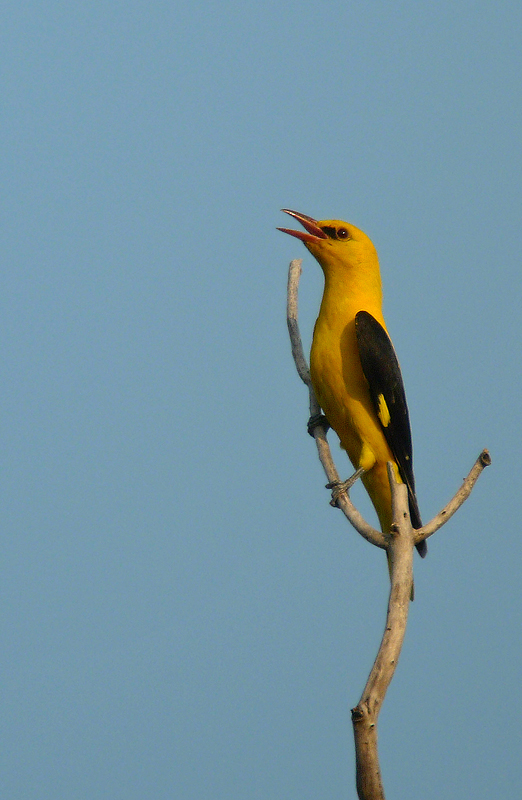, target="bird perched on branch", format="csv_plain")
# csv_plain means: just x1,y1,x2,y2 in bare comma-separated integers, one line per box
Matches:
278,209,426,579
